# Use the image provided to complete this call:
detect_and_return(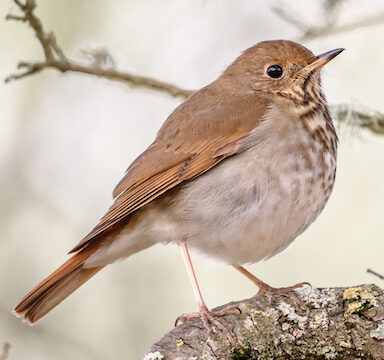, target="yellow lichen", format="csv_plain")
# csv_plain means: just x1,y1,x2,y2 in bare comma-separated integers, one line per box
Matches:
253,310,270,318
343,287,376,316
339,340,352,348
280,333,288,343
